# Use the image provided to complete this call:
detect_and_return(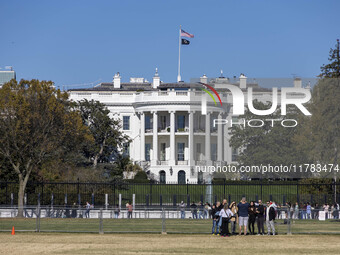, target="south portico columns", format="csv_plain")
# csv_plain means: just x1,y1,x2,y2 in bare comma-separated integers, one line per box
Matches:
169,110,176,166
139,112,145,161
205,112,212,165
152,111,158,165
217,112,223,162
188,111,195,166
